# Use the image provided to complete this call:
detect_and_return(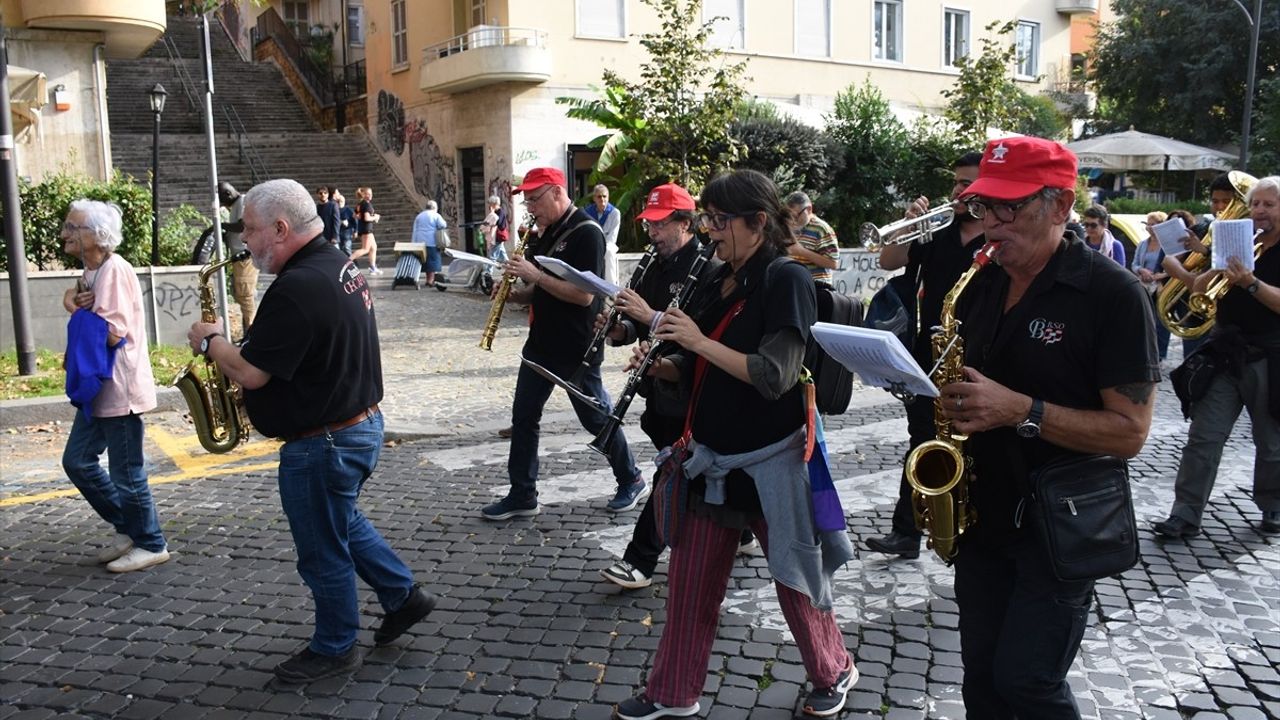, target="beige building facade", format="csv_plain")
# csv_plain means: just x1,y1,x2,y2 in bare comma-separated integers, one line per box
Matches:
359,0,1097,227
